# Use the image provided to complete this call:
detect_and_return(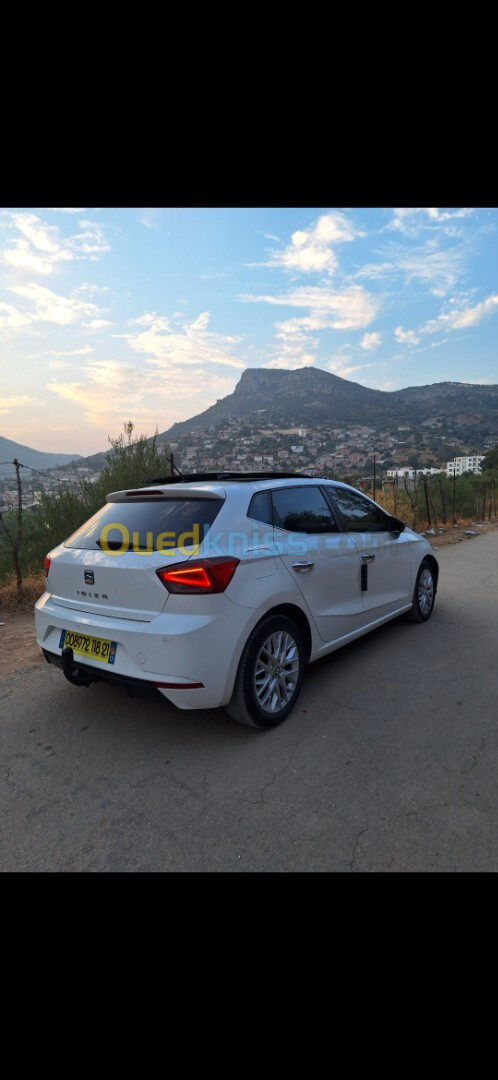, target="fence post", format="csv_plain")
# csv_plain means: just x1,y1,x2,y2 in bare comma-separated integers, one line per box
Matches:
423,476,431,528
438,476,447,525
